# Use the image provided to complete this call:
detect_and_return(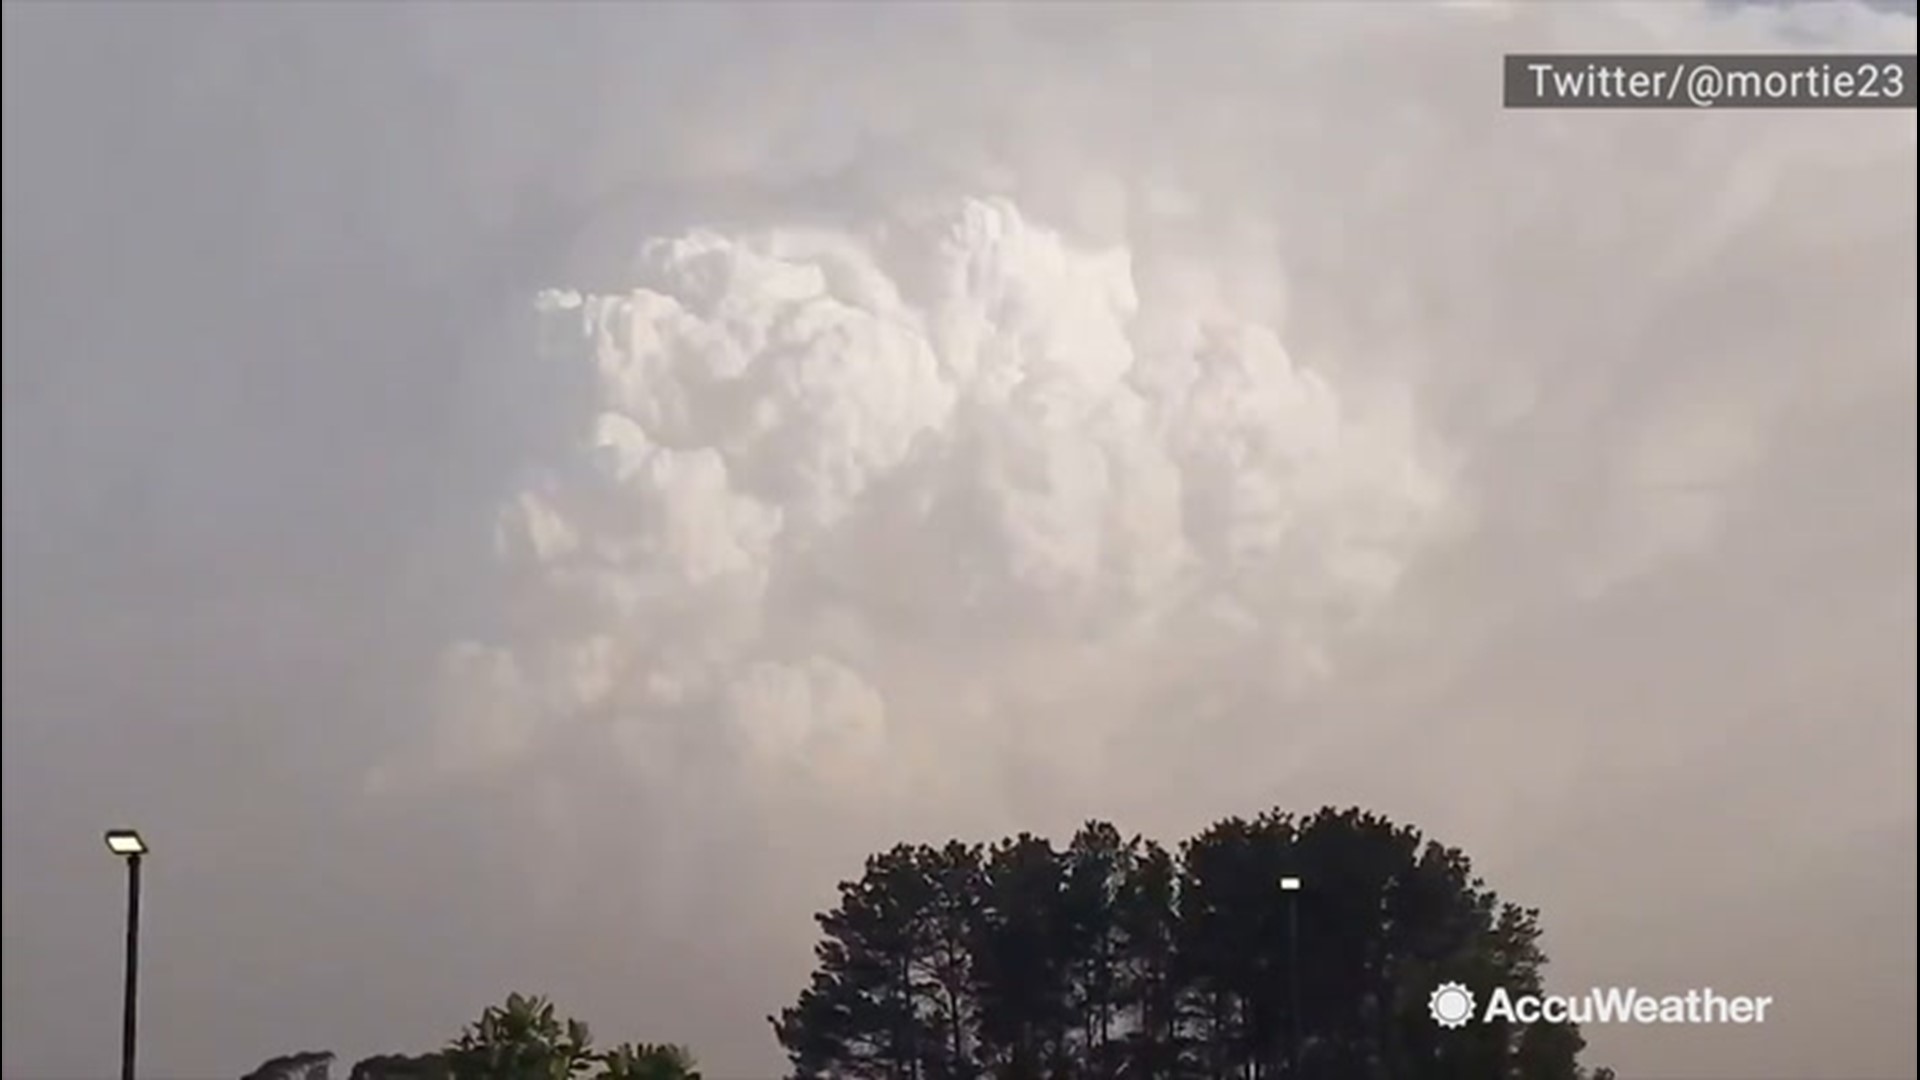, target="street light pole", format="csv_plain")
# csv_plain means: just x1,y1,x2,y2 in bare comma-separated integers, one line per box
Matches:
104,829,148,1080
1280,876,1303,1078
121,853,142,1080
